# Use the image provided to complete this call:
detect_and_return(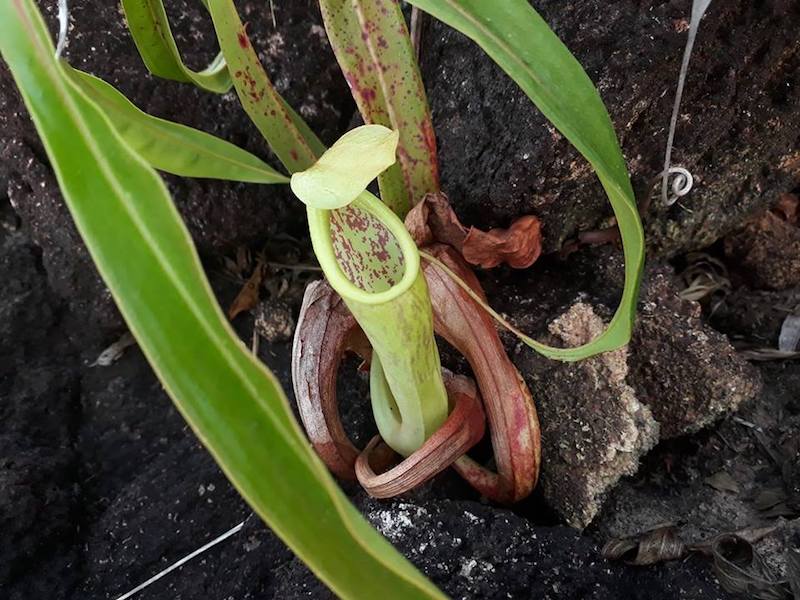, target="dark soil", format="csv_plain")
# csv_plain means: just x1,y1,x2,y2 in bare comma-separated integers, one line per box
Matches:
2,1,799,599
